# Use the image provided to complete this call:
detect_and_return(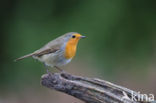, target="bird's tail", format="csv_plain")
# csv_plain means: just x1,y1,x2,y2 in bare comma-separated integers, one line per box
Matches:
14,52,36,62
